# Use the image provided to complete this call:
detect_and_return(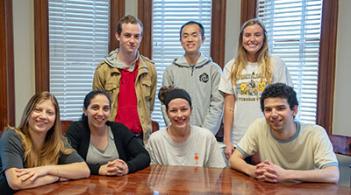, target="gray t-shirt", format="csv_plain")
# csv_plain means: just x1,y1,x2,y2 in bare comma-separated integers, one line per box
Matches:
146,126,226,168
0,129,84,173
86,127,119,164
